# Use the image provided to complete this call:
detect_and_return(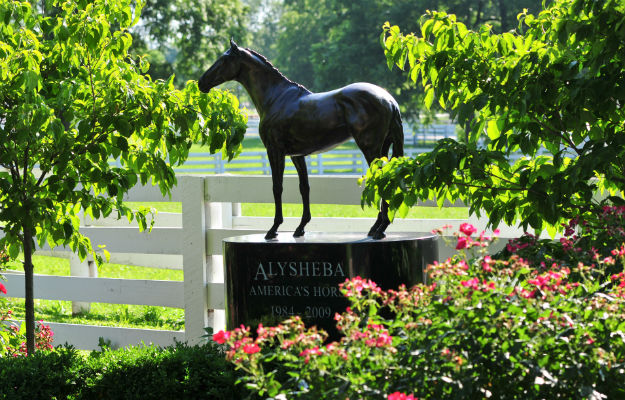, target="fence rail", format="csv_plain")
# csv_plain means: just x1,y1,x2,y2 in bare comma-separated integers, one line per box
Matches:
3,175,538,350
